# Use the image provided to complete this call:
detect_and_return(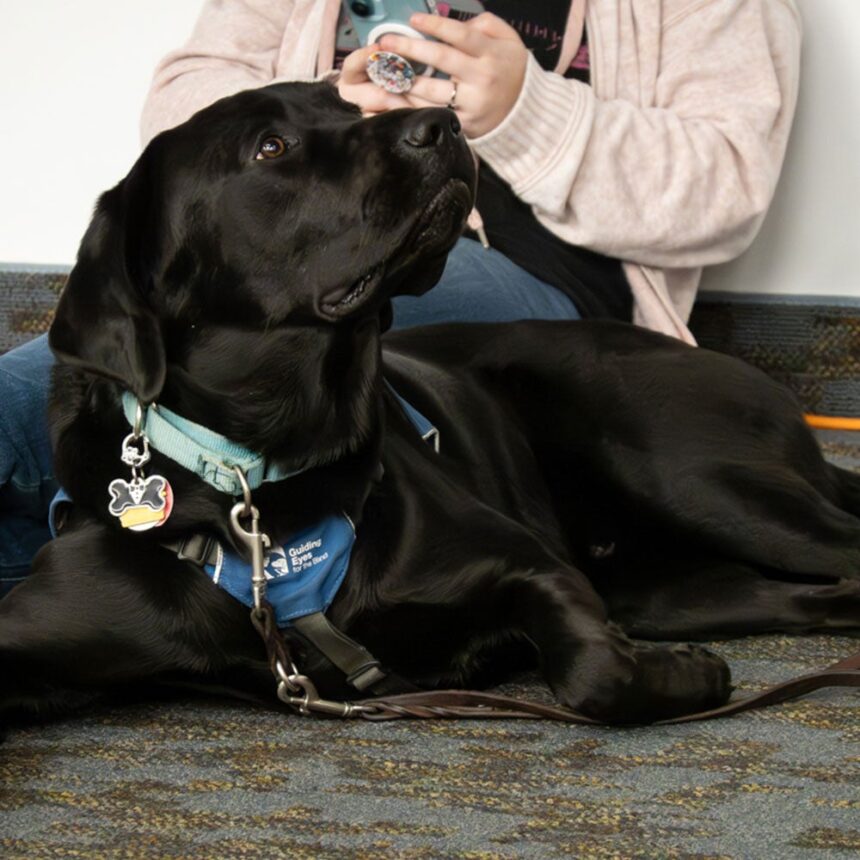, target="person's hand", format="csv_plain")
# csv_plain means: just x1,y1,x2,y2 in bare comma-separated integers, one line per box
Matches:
337,43,412,115
379,12,528,138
